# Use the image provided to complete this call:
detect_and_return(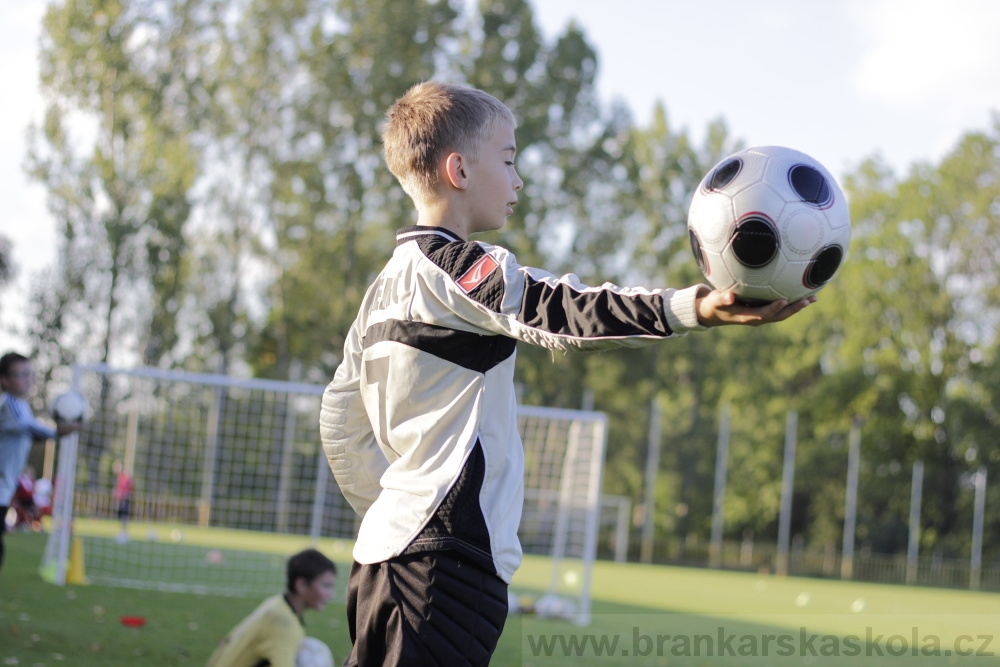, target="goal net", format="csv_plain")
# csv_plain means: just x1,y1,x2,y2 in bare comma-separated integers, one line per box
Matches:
41,364,607,624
